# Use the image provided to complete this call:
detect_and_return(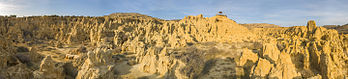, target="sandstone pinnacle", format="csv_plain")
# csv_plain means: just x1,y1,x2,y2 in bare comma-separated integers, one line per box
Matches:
307,20,317,33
